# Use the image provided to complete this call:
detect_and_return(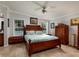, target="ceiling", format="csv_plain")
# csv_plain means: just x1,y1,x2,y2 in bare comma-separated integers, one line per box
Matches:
0,1,79,20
